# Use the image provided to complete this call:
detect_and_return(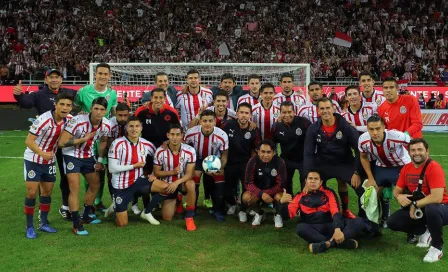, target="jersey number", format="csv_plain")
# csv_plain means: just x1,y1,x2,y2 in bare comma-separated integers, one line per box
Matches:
49,166,57,175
